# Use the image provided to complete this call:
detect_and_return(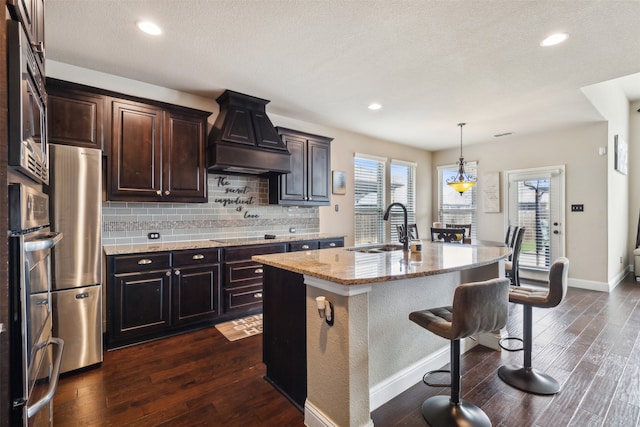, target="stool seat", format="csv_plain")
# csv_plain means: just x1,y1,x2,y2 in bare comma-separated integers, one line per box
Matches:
410,278,510,427
498,257,570,395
